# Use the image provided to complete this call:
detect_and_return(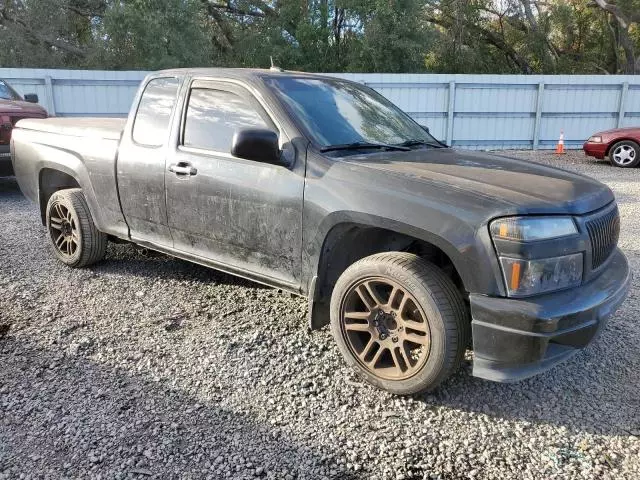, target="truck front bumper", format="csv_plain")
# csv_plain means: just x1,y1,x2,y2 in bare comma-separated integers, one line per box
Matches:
470,248,630,382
